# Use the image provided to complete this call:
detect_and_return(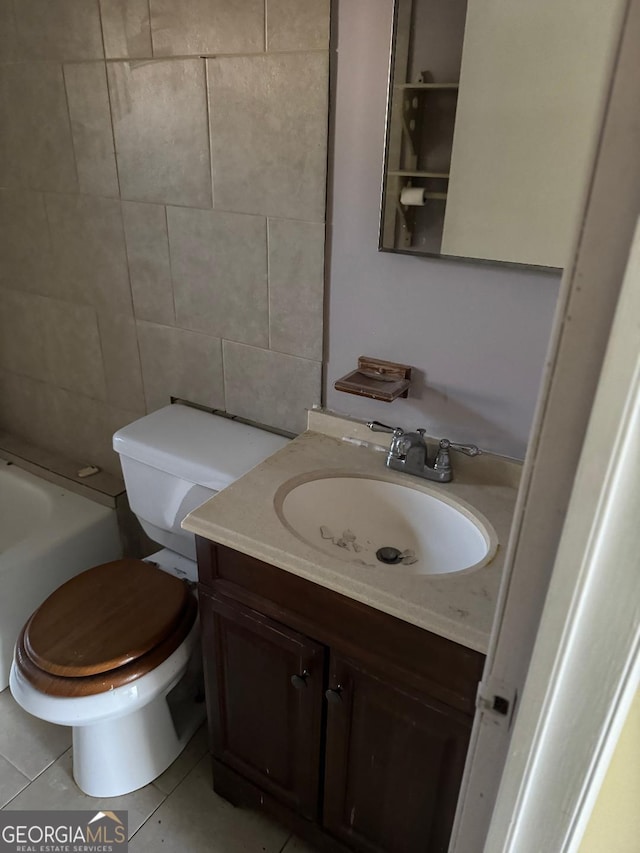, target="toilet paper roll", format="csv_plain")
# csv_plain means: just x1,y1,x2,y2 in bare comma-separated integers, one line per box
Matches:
400,186,427,206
